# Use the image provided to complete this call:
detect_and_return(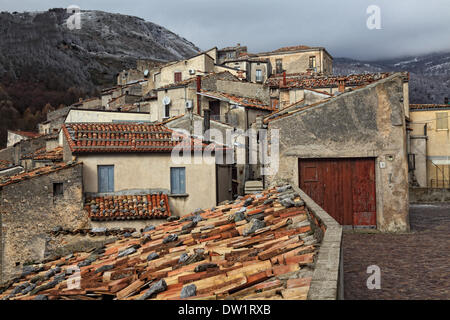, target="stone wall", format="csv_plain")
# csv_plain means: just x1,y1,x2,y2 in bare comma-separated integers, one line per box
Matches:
0,163,88,282
293,186,343,300
409,187,450,203
266,74,410,232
